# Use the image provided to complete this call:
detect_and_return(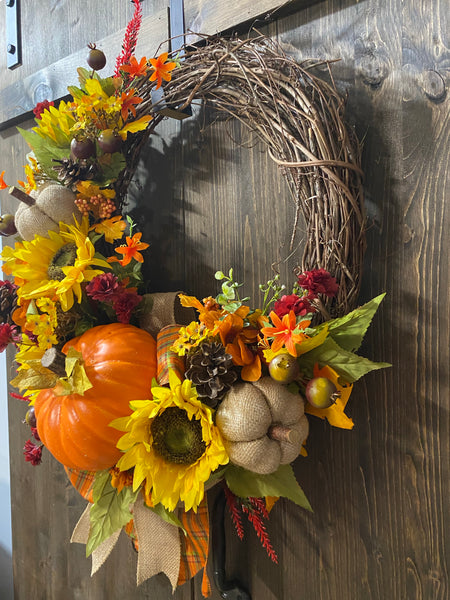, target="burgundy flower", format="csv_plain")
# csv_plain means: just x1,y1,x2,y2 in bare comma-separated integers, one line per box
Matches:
273,294,313,318
0,322,20,352
0,280,18,292
23,440,43,466
113,291,142,324
33,100,54,119
86,272,120,302
31,427,41,442
297,269,339,298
